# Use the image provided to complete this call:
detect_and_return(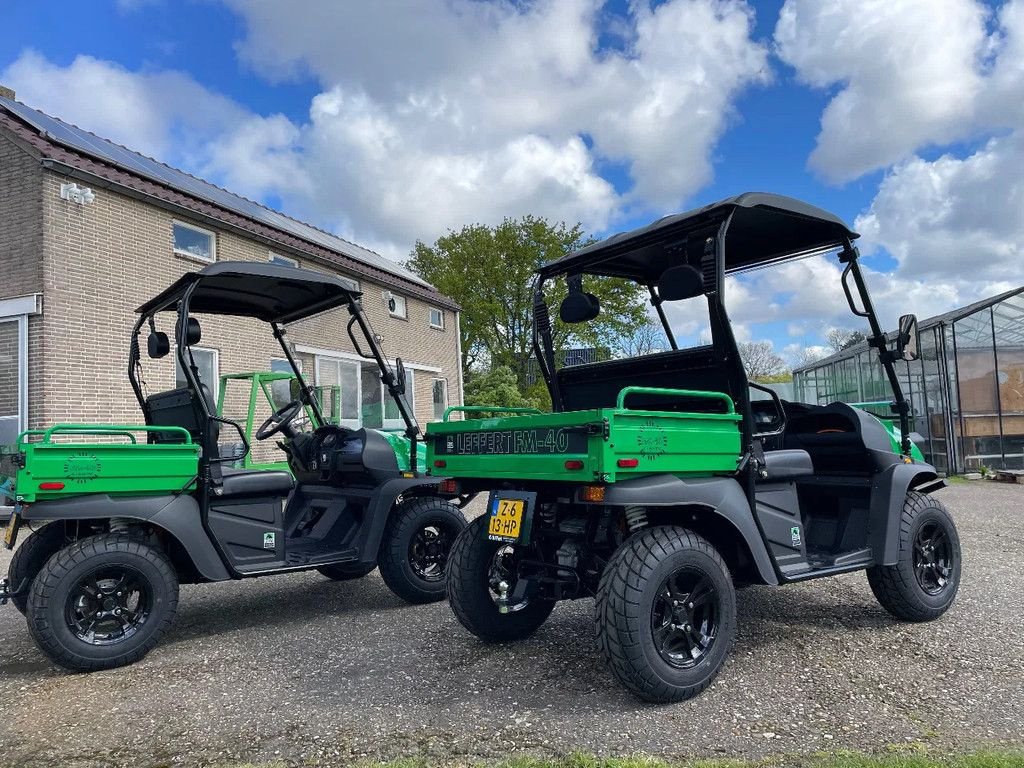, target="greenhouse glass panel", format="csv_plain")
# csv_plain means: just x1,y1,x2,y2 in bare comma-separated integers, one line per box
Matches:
993,293,1024,468
954,309,1000,469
